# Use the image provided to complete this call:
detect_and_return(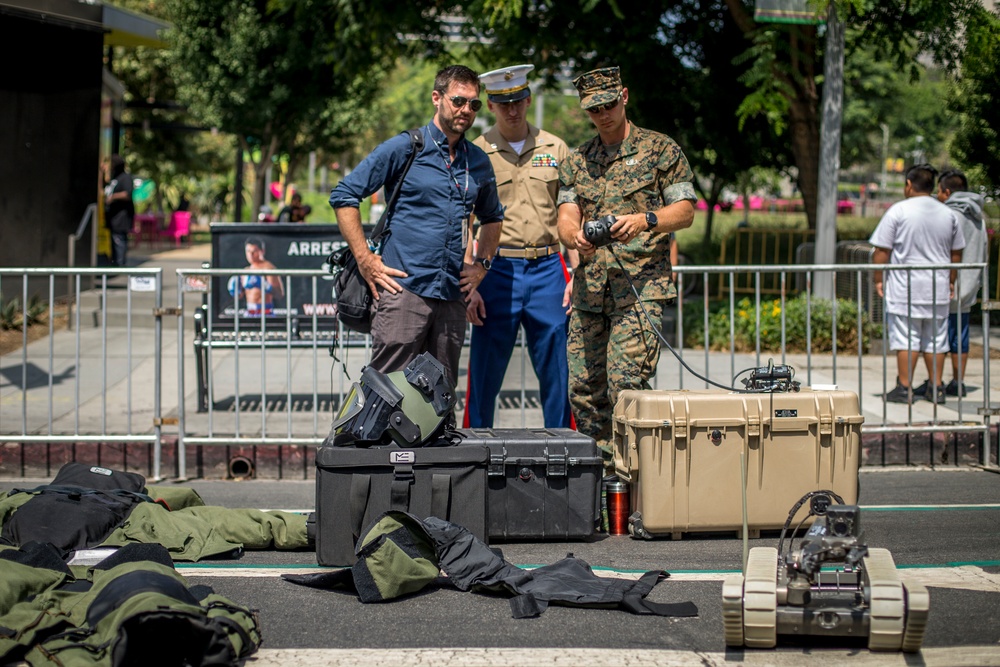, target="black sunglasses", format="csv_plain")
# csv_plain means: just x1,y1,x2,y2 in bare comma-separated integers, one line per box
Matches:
446,95,483,112
586,92,623,114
